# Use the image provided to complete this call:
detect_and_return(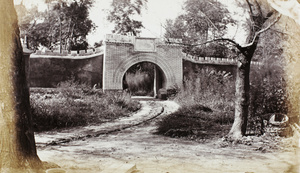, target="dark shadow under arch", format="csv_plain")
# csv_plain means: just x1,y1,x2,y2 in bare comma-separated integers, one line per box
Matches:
122,61,166,96
112,53,176,90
